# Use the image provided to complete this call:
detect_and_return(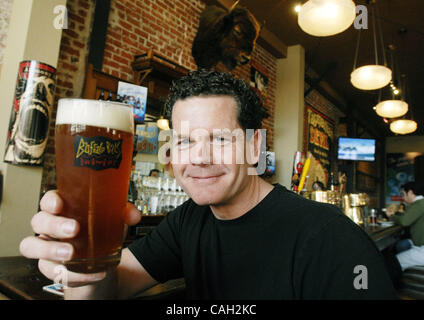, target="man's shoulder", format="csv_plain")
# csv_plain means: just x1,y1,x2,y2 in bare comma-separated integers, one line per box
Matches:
269,184,346,220
412,198,424,207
